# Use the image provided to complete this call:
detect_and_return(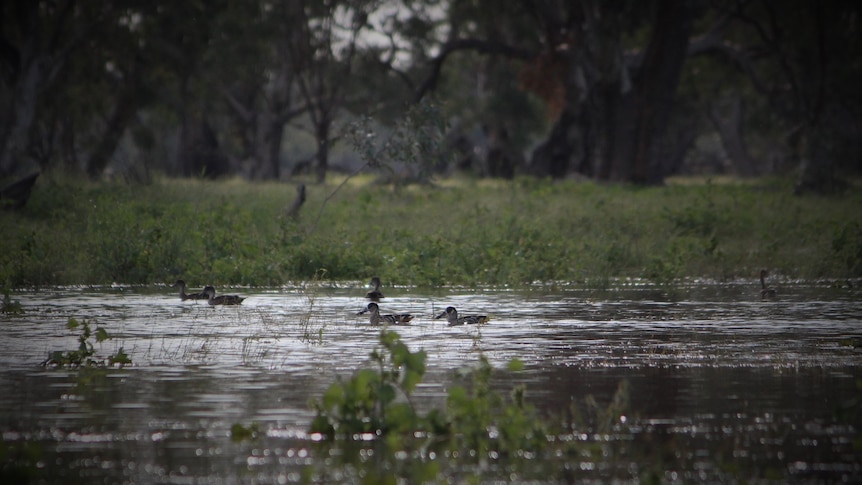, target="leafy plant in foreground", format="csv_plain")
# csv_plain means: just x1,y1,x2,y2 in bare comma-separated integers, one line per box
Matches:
41,317,131,368
306,331,645,482
309,331,547,457
310,330,427,439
